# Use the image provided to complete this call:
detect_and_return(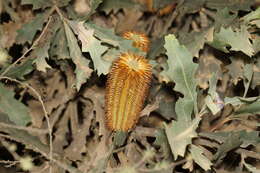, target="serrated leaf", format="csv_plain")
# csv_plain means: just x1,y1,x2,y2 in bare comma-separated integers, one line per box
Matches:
2,59,34,80
189,145,212,171
242,7,260,23
50,27,70,60
88,0,104,16
84,22,142,54
31,17,60,72
226,56,244,85
214,7,237,31
162,34,198,123
213,132,242,161
165,99,201,159
200,130,260,148
33,43,51,72
0,83,31,126
210,26,254,56
0,114,76,173
68,21,108,75
63,21,93,91
16,12,47,44
162,34,198,104
154,129,171,158
21,0,52,10
34,56,51,72
0,112,49,154
179,27,214,57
